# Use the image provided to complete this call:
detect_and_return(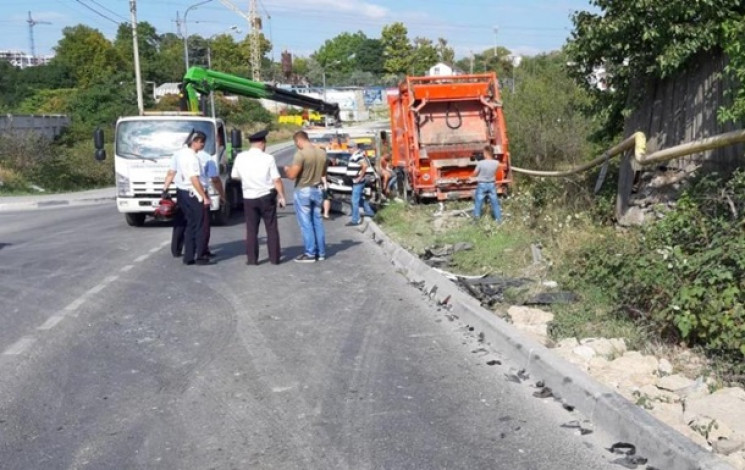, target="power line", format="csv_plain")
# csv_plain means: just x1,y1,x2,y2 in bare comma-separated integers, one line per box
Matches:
86,0,130,23
72,0,122,25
